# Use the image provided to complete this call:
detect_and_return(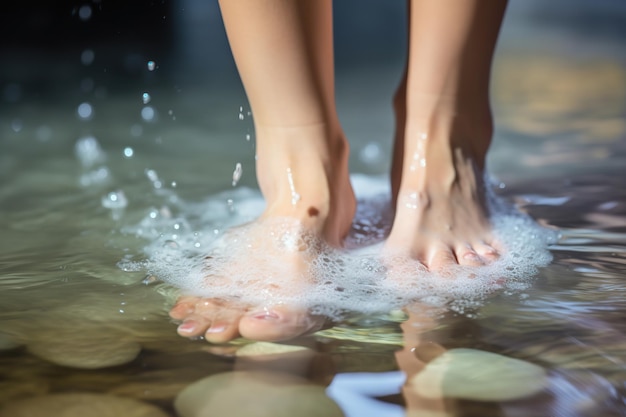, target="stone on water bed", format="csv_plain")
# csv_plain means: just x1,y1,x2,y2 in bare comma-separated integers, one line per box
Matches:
0,393,168,417
410,348,547,402
175,371,343,417
235,342,310,357
27,332,141,369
